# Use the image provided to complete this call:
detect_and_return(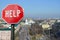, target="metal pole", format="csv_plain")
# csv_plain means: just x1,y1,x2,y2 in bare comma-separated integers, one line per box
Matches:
11,24,15,40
